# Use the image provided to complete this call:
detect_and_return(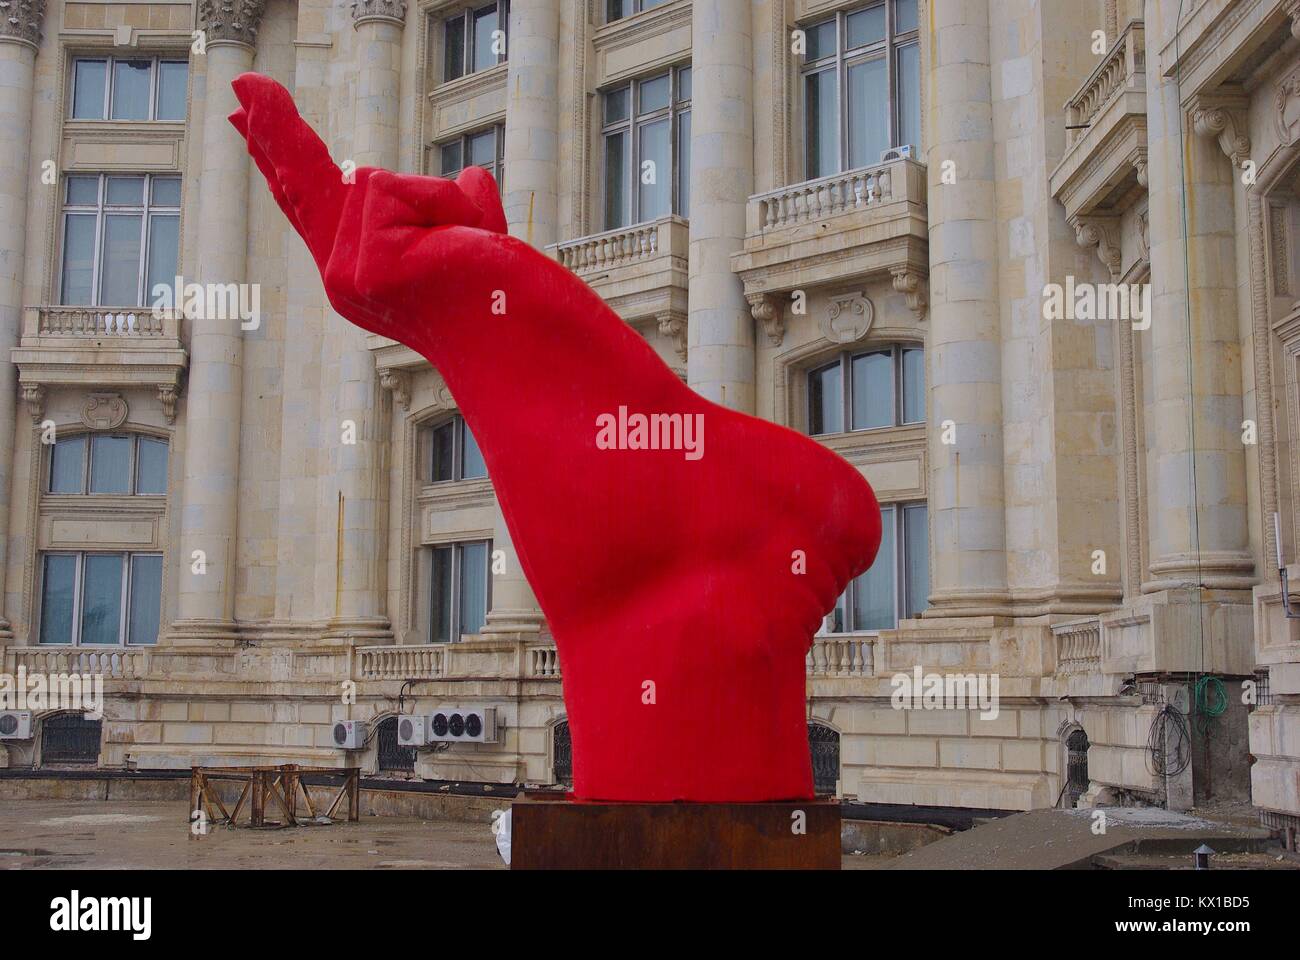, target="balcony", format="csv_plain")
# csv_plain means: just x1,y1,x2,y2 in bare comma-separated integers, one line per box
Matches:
12,306,187,423
1050,20,1147,222
731,157,928,306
